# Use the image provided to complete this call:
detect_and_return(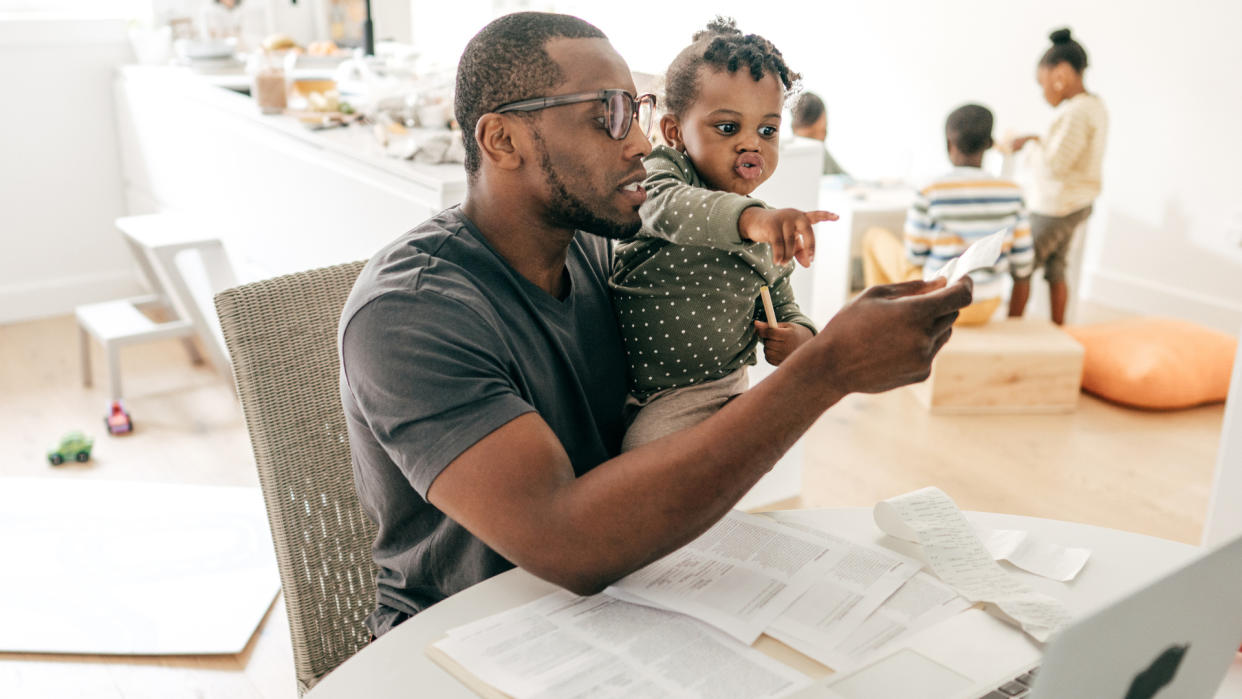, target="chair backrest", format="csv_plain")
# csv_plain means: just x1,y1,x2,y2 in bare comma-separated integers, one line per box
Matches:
214,260,376,696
